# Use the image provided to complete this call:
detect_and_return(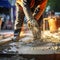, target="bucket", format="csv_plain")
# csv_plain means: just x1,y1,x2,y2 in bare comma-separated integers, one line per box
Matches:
48,18,58,33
